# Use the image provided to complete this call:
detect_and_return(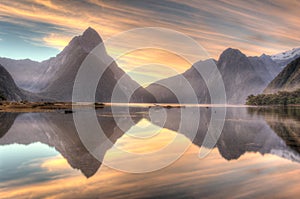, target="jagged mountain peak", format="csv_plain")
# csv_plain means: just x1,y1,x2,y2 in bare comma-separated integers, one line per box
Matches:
64,27,103,54
218,48,249,71
83,27,100,37
76,27,102,42
218,48,250,72
78,27,103,53
260,53,269,59
220,48,245,58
